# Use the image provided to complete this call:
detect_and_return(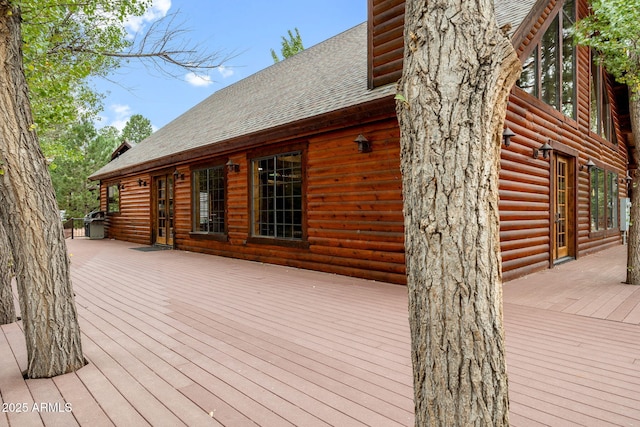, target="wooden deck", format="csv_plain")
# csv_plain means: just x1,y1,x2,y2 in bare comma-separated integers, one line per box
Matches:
1,240,639,426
